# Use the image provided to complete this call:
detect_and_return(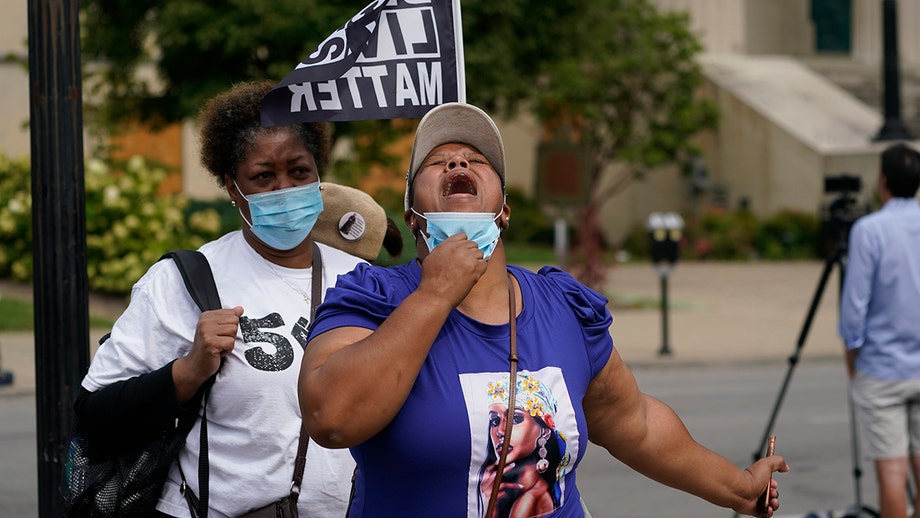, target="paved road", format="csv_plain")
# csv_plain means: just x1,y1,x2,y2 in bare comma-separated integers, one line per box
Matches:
577,359,876,518
0,359,876,517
